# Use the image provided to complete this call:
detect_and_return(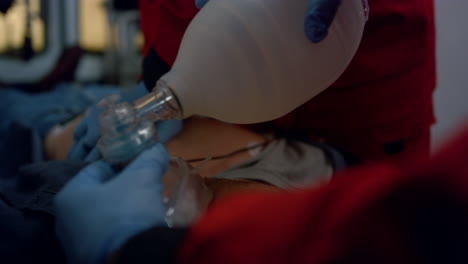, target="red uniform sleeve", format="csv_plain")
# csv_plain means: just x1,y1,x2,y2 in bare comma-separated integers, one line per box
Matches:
178,125,468,264
139,0,198,65
265,0,437,161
